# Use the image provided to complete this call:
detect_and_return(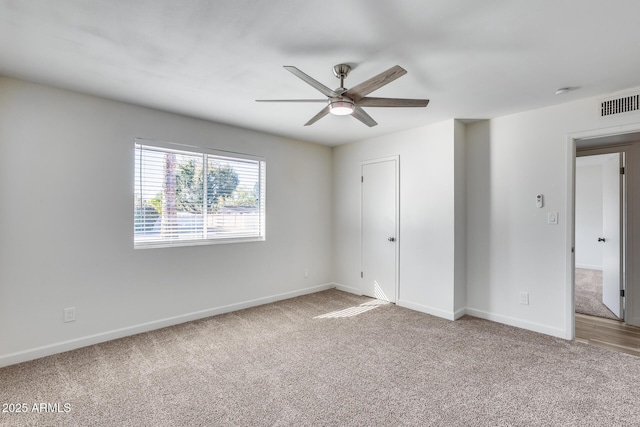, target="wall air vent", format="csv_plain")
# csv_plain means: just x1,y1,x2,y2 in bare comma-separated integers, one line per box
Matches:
600,93,640,117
